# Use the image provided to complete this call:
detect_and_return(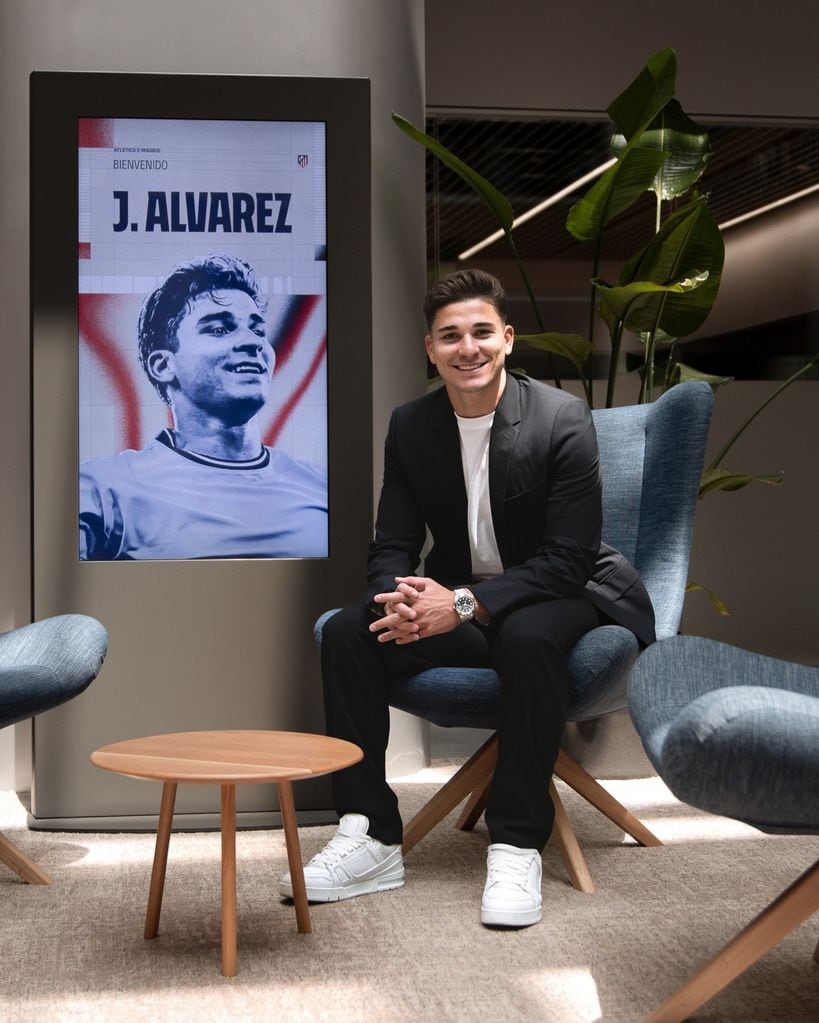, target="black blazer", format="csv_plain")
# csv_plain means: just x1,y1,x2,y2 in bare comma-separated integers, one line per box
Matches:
367,372,655,646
